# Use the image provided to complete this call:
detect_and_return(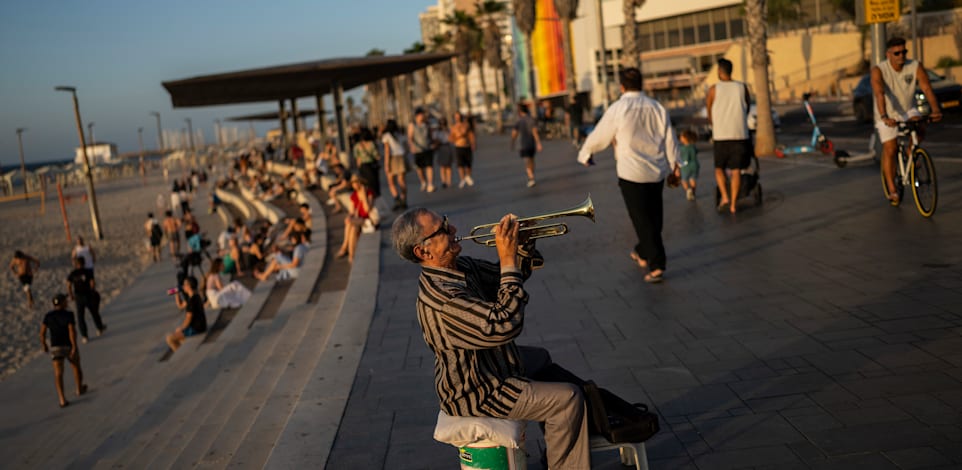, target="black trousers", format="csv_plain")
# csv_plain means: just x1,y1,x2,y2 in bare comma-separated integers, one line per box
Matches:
75,295,104,338
618,178,666,271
